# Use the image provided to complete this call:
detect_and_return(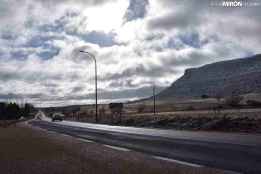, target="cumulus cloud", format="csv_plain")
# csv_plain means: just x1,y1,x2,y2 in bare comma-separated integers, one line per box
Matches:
124,0,149,22
0,0,260,106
